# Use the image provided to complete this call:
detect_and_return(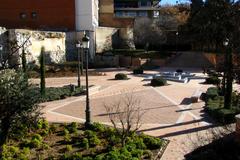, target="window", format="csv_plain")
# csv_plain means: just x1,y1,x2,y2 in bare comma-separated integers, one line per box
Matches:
138,11,148,17
127,11,137,17
32,12,37,19
115,11,124,17
20,13,27,19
